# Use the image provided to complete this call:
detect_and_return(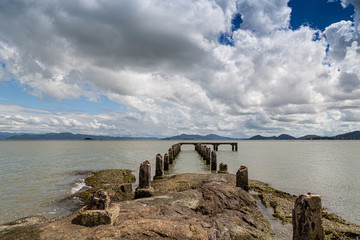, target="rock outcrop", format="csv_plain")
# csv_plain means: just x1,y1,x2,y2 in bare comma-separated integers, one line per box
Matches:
1,172,360,240
0,173,272,240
